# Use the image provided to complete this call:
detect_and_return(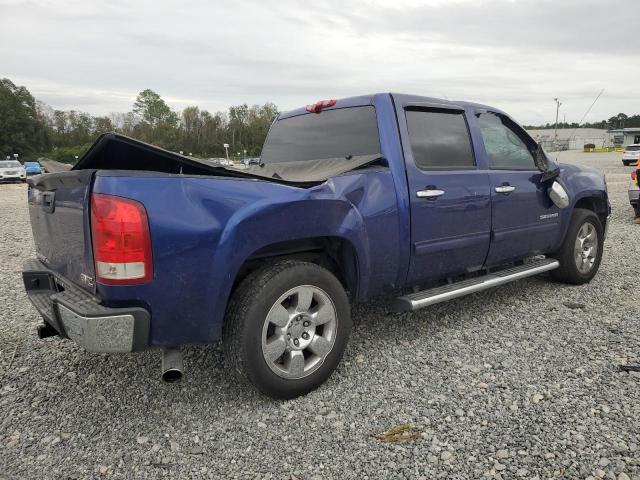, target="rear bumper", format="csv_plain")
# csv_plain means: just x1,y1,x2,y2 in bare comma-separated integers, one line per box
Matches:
22,259,150,352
